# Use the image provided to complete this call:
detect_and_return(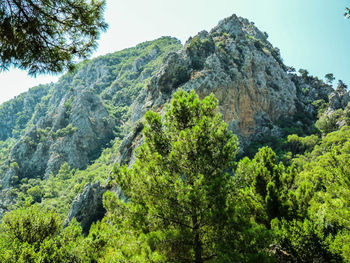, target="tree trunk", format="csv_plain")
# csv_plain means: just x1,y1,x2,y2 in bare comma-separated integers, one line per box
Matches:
192,212,203,263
